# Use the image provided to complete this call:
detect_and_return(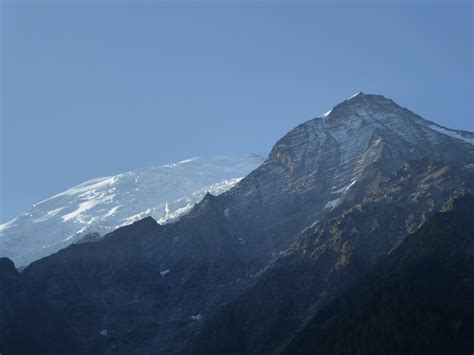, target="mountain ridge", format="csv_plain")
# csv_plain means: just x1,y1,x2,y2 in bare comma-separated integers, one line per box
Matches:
282,194,474,355
182,158,473,355
1,93,473,354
